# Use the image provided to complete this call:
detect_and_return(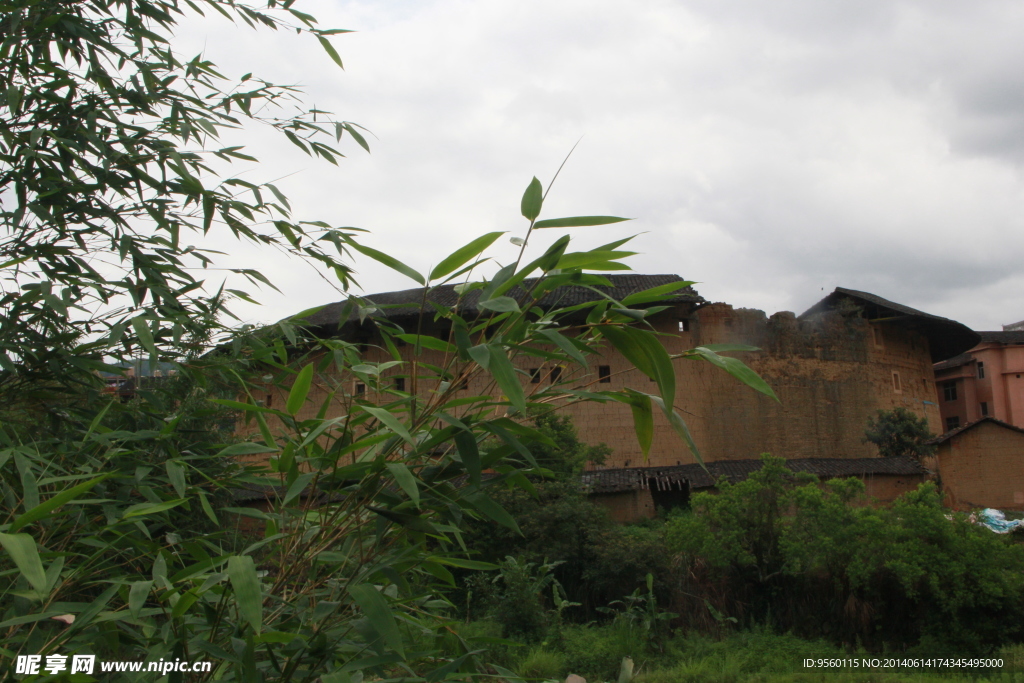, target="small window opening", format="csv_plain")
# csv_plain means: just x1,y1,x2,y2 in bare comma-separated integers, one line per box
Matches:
946,416,960,431
394,377,405,392
978,362,985,379
892,371,902,393
530,368,541,384
549,366,562,383
873,327,884,348
678,319,690,332
354,382,366,396
981,401,989,416
943,381,957,402
265,393,273,408
459,377,469,390
598,365,611,383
